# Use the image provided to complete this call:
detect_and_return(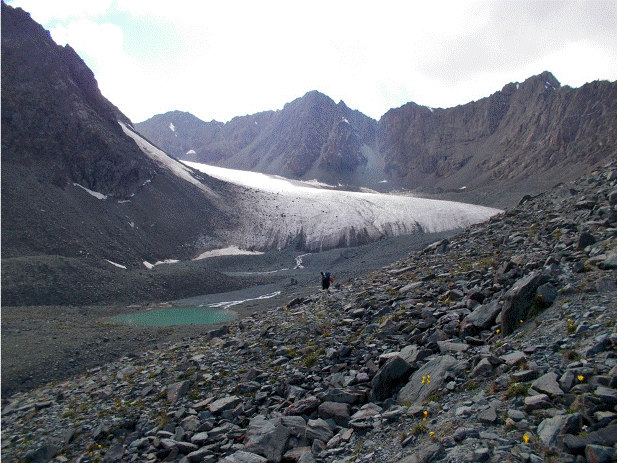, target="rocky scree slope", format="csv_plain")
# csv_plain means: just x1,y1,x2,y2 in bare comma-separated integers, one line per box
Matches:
1,3,249,305
3,164,617,463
